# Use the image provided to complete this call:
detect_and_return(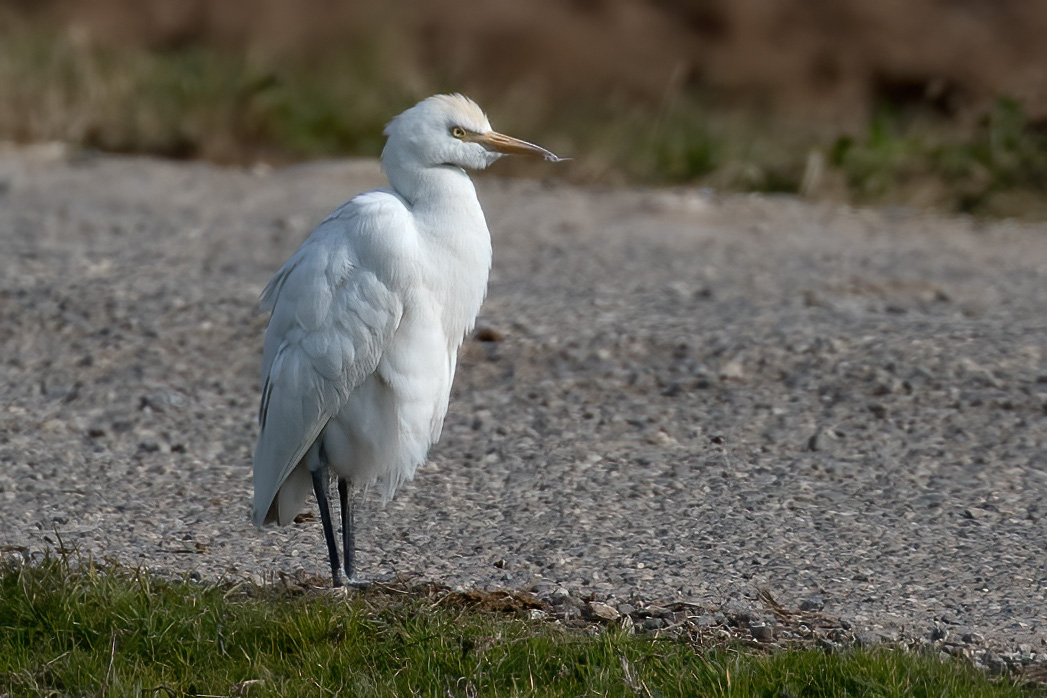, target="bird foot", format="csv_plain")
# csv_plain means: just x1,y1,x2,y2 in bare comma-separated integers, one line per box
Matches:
325,574,370,590
343,577,371,589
